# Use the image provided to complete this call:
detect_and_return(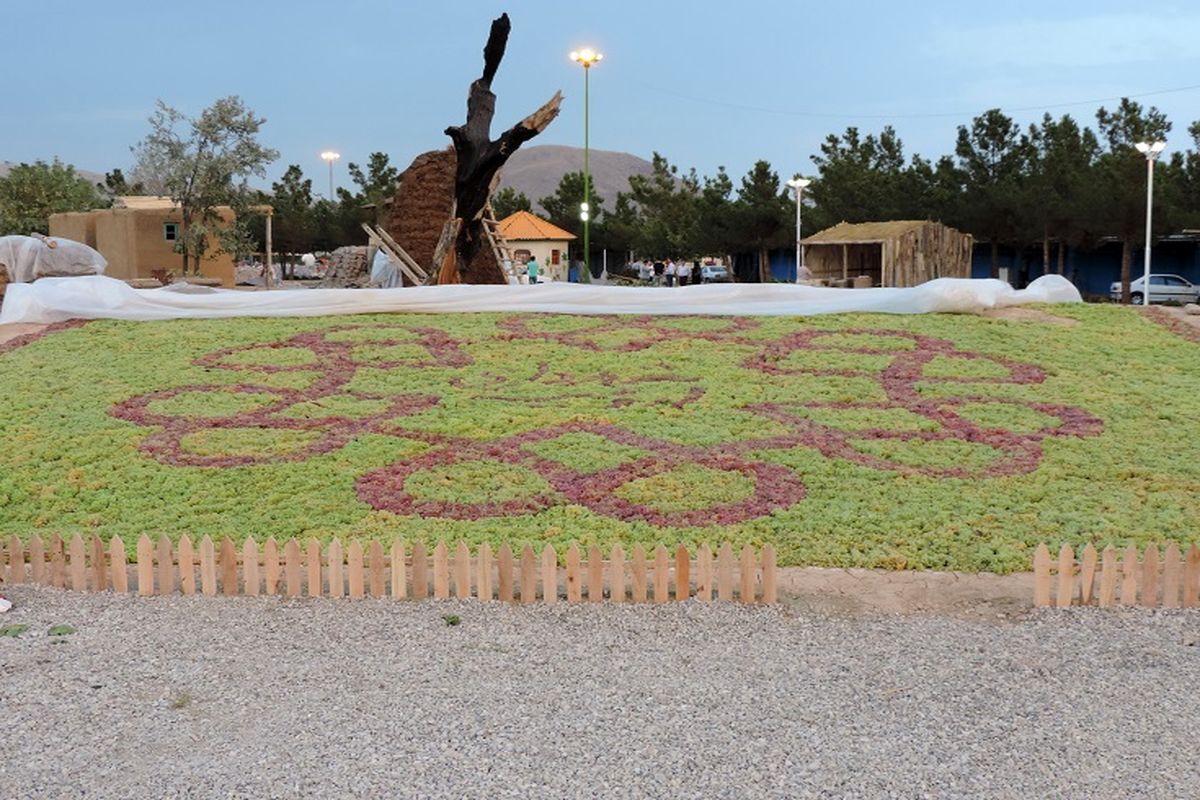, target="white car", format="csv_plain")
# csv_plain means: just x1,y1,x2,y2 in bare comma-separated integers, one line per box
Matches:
1109,274,1200,305
700,265,730,283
